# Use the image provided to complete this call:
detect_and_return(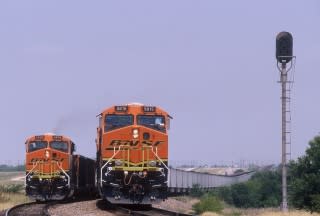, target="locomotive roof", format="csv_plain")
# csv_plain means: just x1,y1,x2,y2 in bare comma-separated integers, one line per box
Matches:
25,134,73,143
100,103,170,116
